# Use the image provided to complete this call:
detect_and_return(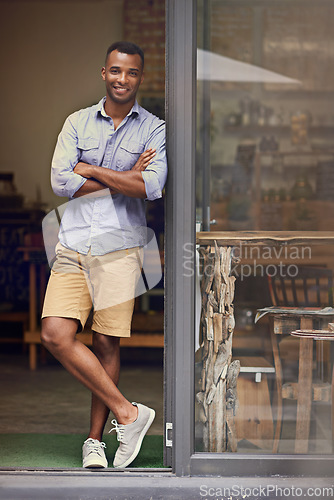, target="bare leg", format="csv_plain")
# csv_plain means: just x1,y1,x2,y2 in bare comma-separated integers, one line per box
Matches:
88,332,121,441
41,317,137,425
